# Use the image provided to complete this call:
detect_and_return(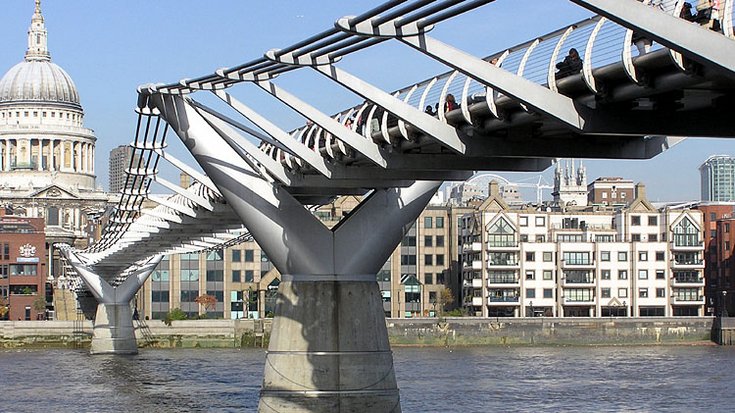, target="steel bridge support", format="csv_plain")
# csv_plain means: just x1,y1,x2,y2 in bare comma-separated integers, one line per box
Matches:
153,93,441,412
59,250,161,355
